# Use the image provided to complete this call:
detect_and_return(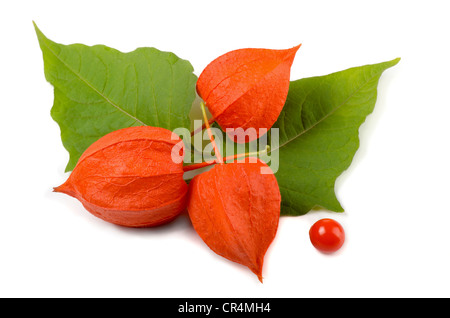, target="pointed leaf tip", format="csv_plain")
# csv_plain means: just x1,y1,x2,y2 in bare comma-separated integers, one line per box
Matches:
35,26,197,171
33,21,42,36
273,58,401,216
